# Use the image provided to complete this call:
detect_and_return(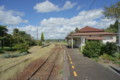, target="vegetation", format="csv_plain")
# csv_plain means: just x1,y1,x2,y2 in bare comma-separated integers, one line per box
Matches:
83,41,102,57
1,52,28,58
41,32,44,42
0,25,8,49
0,25,36,56
0,44,55,80
103,1,120,19
101,42,117,56
75,27,79,32
14,43,29,52
83,41,120,65
105,20,119,33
